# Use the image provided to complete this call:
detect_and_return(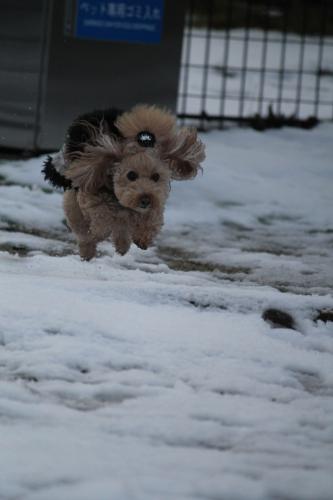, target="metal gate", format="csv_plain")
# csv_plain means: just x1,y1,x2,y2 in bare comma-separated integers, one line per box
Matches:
177,0,333,129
